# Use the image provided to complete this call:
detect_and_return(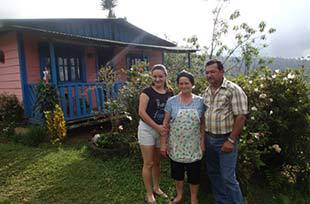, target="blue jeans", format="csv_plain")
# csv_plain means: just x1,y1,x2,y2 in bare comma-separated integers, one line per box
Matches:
205,134,243,204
